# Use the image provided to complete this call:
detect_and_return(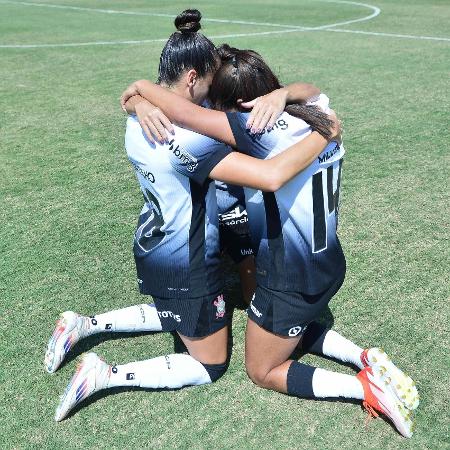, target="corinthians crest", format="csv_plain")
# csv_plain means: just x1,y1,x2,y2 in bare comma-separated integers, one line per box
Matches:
213,294,226,319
